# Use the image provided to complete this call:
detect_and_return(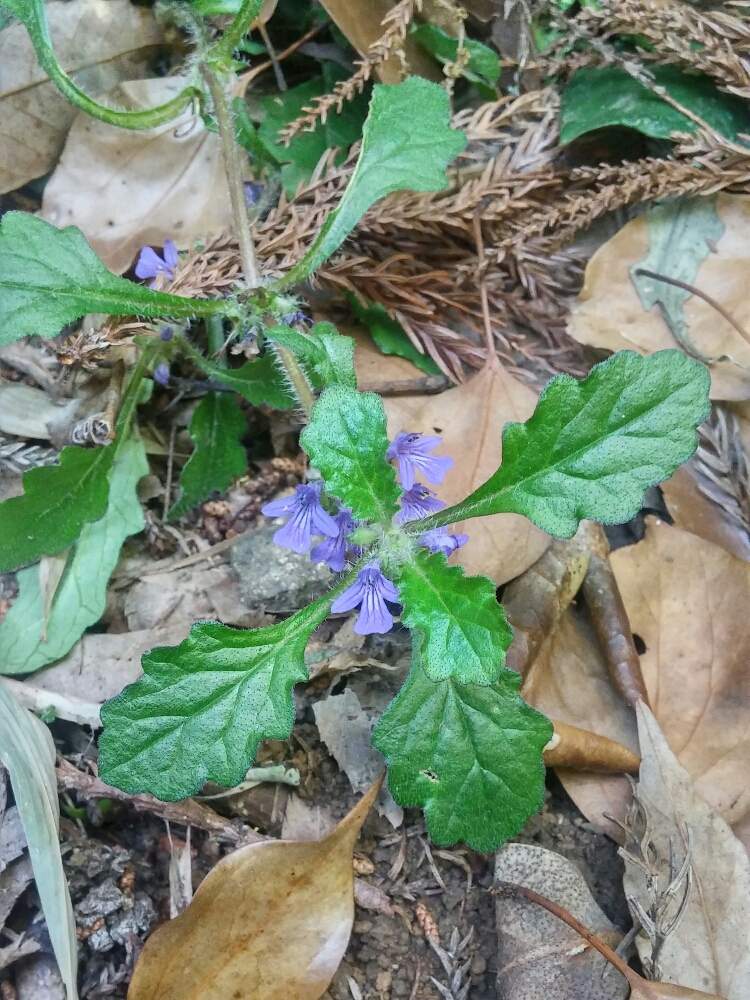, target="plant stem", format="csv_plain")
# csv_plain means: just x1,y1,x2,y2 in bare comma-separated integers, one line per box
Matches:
206,315,227,363
202,66,259,288
208,0,265,65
